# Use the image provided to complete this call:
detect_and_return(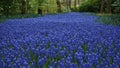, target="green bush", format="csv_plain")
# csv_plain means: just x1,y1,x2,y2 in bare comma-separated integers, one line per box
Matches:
71,7,79,12
79,0,100,13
